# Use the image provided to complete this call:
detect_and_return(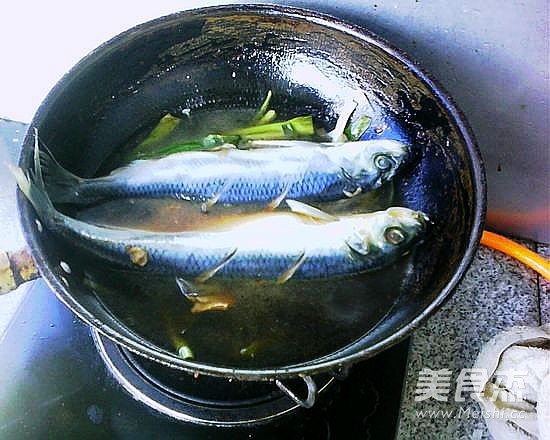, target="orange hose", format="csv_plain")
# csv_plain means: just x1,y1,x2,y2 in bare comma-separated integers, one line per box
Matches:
481,230,550,280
